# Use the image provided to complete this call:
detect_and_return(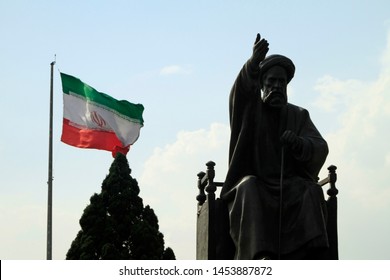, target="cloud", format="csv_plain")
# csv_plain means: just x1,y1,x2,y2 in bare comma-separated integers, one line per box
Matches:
138,123,229,259
0,194,46,259
313,32,390,259
313,75,367,113
159,65,191,76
